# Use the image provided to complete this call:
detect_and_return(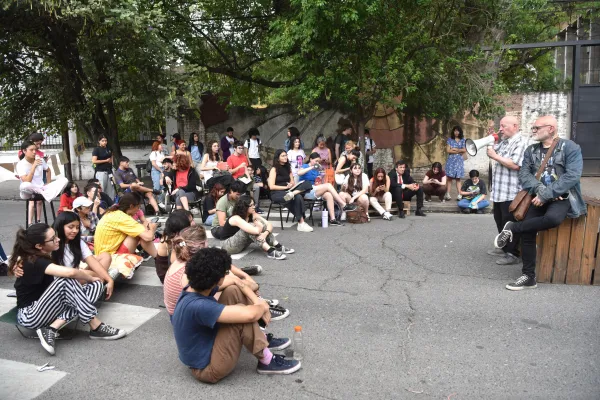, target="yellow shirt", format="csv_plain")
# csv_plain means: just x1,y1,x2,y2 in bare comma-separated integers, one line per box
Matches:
94,210,145,255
